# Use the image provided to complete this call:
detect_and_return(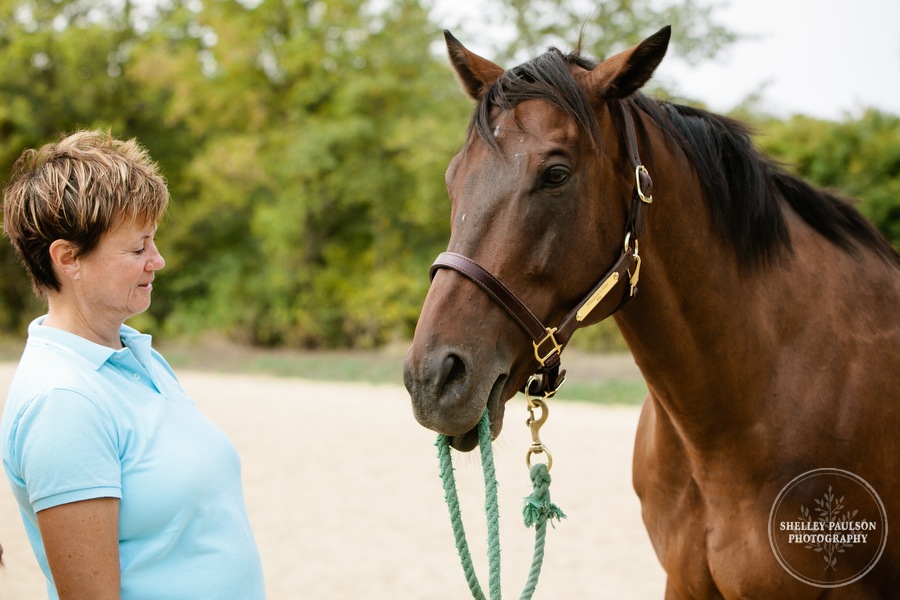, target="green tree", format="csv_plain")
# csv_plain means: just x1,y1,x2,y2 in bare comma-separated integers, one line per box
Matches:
0,0,471,346
142,0,469,347
434,0,736,66
0,0,169,331
754,110,900,250
0,0,763,349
